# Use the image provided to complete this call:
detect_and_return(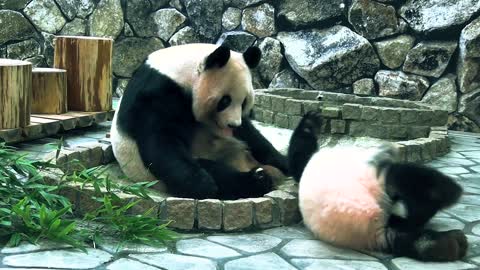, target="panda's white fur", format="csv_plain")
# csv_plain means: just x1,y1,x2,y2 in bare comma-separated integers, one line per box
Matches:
299,145,395,251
